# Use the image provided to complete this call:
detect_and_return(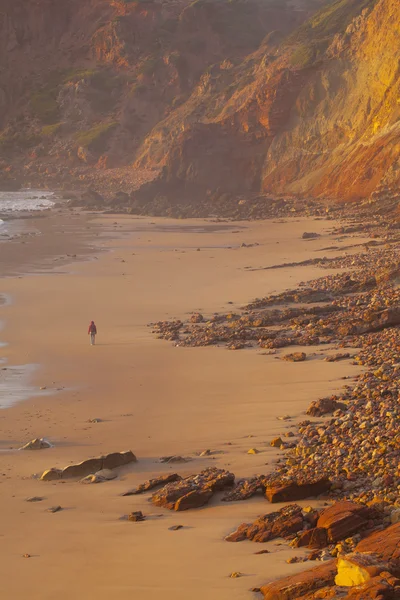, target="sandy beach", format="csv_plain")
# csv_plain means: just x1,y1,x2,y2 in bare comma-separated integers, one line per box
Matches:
0,213,366,599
